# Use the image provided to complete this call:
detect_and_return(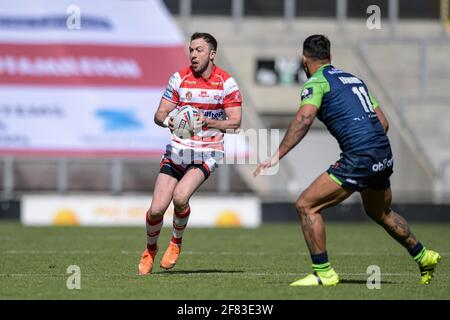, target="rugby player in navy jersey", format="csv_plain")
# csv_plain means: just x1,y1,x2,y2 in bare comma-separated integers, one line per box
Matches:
254,34,440,286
